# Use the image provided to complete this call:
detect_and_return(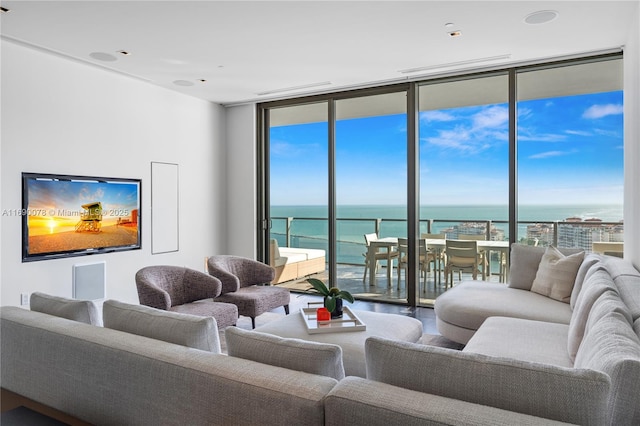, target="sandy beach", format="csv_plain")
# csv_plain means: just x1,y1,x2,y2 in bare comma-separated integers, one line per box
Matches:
28,225,138,254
